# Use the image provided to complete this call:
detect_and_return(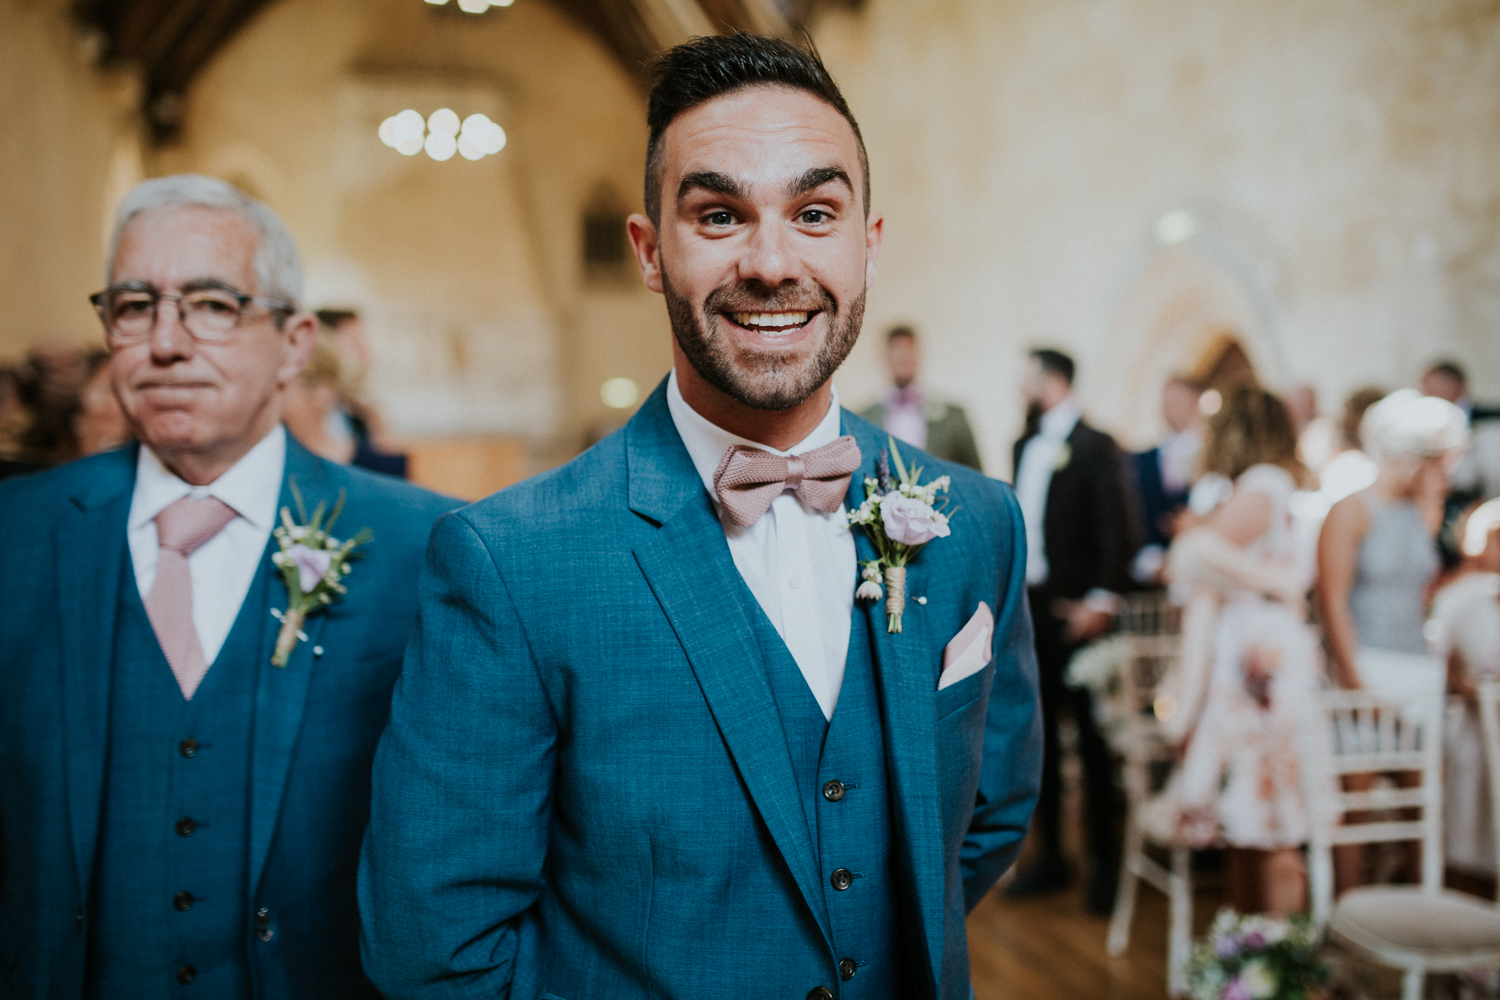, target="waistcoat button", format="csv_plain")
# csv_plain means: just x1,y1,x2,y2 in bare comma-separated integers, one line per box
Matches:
830,868,853,891
178,738,200,758
839,957,858,981
807,988,833,1000
822,779,846,802
175,817,197,837
173,891,194,911
176,966,196,984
